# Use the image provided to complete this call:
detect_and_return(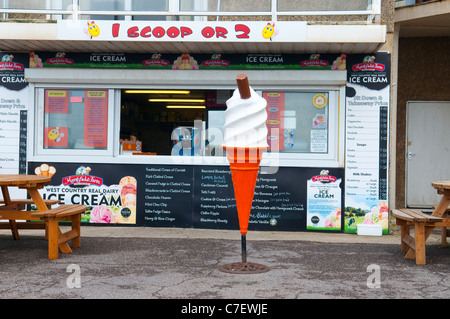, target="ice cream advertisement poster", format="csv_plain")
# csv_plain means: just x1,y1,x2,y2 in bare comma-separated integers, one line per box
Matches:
306,170,343,231
344,53,390,234
344,198,389,234
29,51,347,71
30,163,137,224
